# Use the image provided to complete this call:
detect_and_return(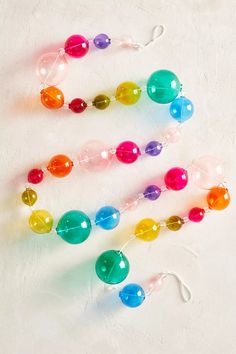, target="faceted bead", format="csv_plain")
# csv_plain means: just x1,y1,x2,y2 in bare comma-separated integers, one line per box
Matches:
144,185,161,201
93,94,110,110
170,96,194,122
162,126,181,144
119,283,145,308
188,207,205,222
166,215,184,231
64,34,89,58
40,86,64,109
145,141,163,156
93,33,111,49
47,154,73,177
95,250,129,284
147,70,181,104
121,195,140,211
36,52,68,86
116,141,140,164
164,167,188,191
95,206,120,230
135,218,160,241
116,82,141,105
69,98,87,113
28,168,44,184
78,140,113,172
22,188,37,206
29,210,53,234
56,210,92,244
207,186,230,210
